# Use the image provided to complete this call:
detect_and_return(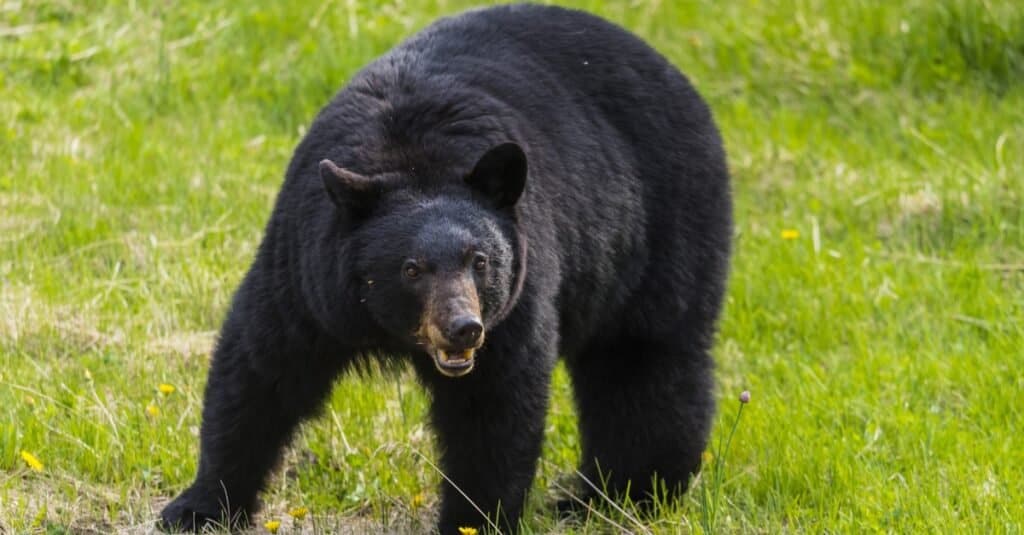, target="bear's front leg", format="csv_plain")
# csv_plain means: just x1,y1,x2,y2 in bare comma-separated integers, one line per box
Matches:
160,274,351,532
418,313,557,534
